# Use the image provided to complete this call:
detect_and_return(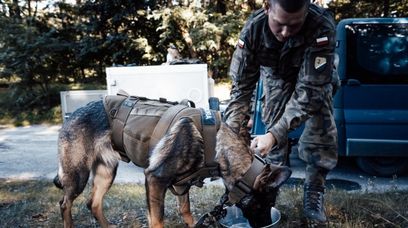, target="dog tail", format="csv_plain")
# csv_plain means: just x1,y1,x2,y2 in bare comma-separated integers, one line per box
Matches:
53,174,63,189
